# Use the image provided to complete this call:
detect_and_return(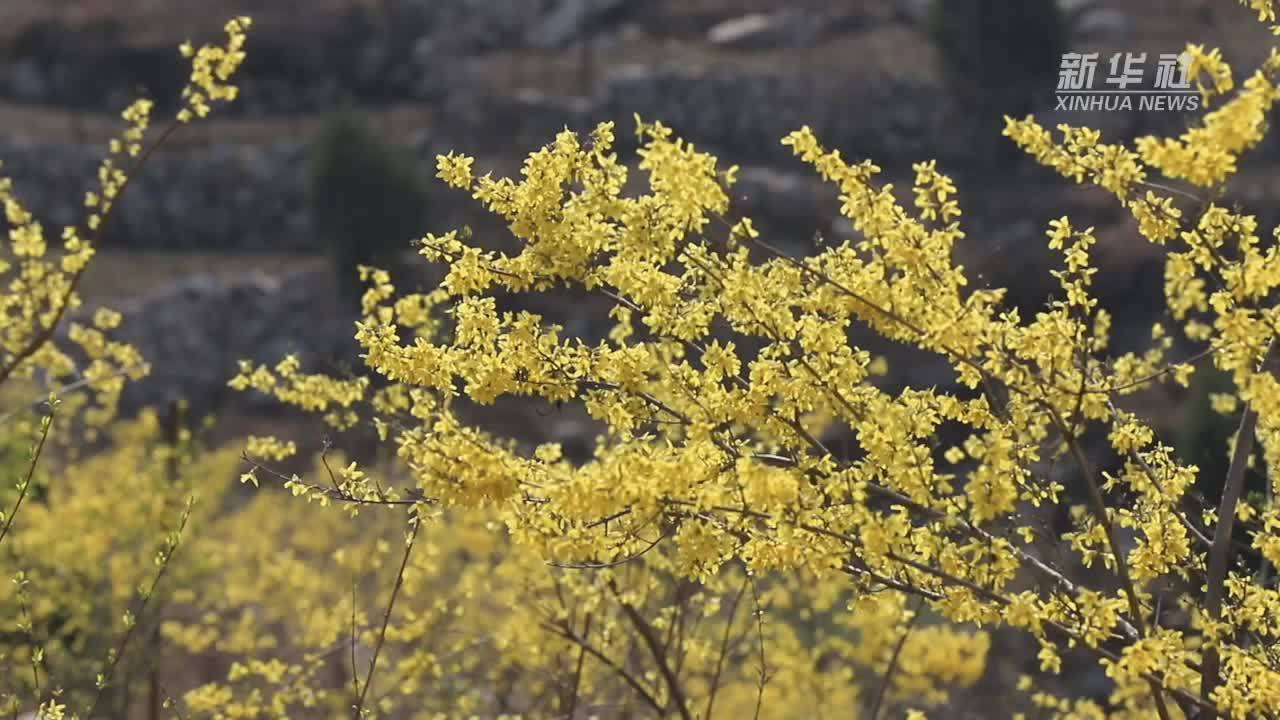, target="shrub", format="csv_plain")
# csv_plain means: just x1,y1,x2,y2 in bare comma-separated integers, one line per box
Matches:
237,3,1280,716
0,17,254,716
309,109,428,302
7,4,1280,719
